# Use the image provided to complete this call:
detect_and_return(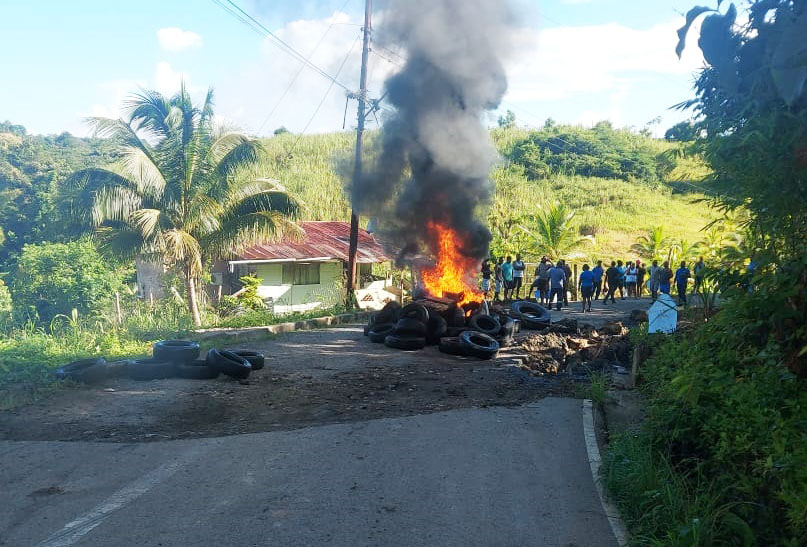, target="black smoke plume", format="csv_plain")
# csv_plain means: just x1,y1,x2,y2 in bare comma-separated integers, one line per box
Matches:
348,0,513,265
